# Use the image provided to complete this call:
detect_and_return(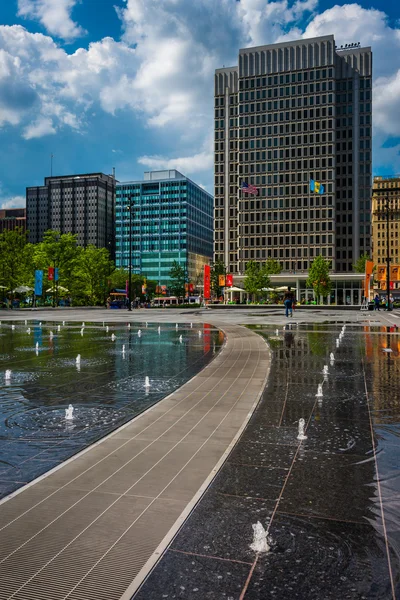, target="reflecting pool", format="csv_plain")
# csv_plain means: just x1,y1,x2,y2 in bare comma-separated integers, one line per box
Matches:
0,321,224,498
134,322,400,599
